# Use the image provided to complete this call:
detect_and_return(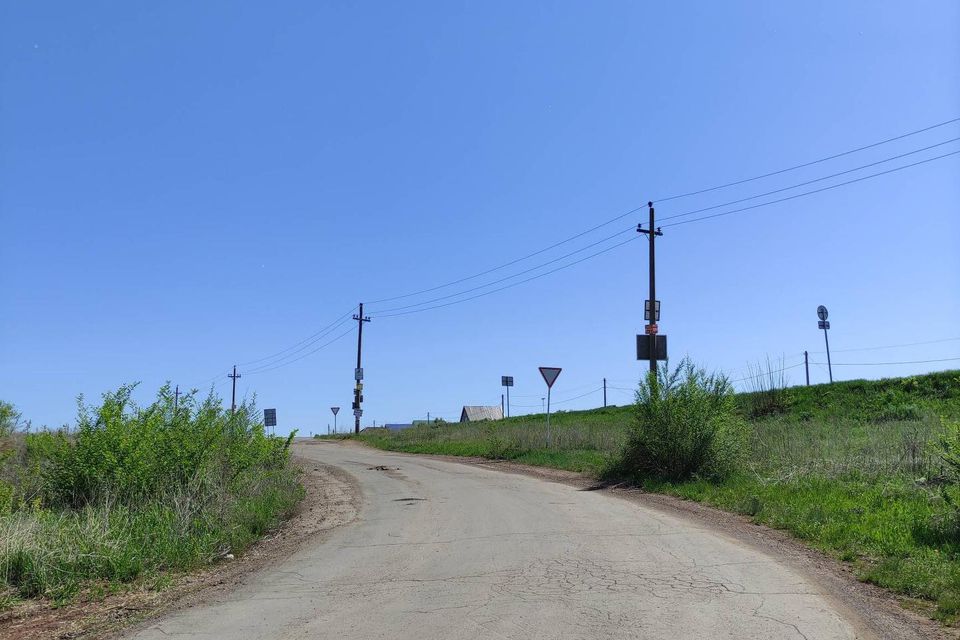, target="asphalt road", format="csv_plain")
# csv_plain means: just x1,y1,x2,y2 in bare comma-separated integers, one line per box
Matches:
127,441,872,639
